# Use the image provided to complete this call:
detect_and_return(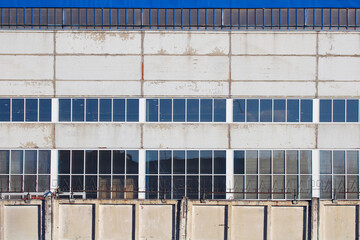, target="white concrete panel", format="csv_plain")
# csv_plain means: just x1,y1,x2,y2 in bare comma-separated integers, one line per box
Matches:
143,124,228,149
56,56,141,80
319,33,360,55
322,206,356,240
318,82,360,97
144,32,229,55
139,205,174,240
56,31,141,54
0,56,53,80
318,124,360,149
56,80,140,97
232,32,316,55
319,57,360,81
231,206,265,240
231,124,316,149
99,205,133,240
192,205,226,240
4,206,39,240
271,207,305,240
143,81,229,97
144,56,229,81
0,124,53,148
231,81,316,97
232,56,316,80
0,32,53,54
55,123,141,148
0,81,54,96
59,204,93,240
